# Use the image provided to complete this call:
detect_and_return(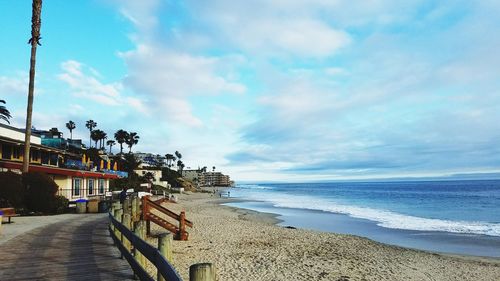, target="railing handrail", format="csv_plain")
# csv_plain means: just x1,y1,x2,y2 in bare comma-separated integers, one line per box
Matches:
109,213,182,281
145,198,193,227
